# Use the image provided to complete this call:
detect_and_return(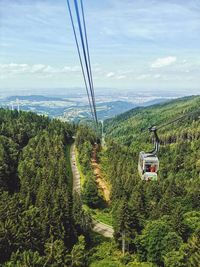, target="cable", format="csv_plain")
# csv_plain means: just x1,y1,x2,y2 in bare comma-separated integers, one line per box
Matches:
141,108,200,135
66,0,95,122
156,108,200,130
80,0,97,120
74,0,98,124
74,0,97,123
138,108,200,150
